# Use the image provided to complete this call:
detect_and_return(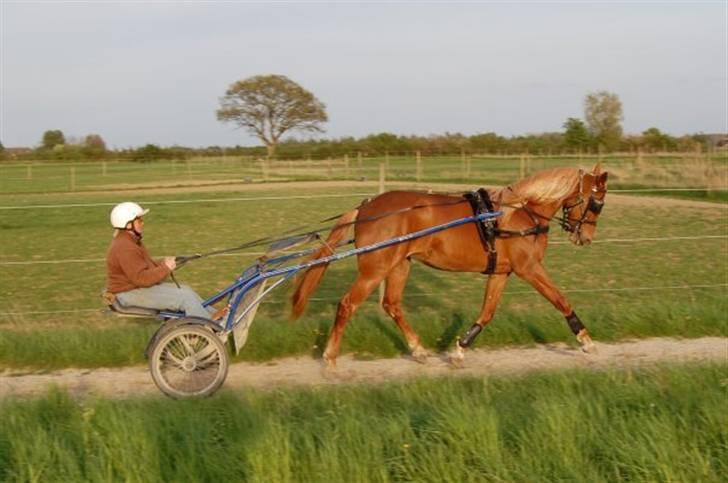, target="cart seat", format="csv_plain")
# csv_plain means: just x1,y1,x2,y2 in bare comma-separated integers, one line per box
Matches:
103,291,160,317
109,299,160,317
